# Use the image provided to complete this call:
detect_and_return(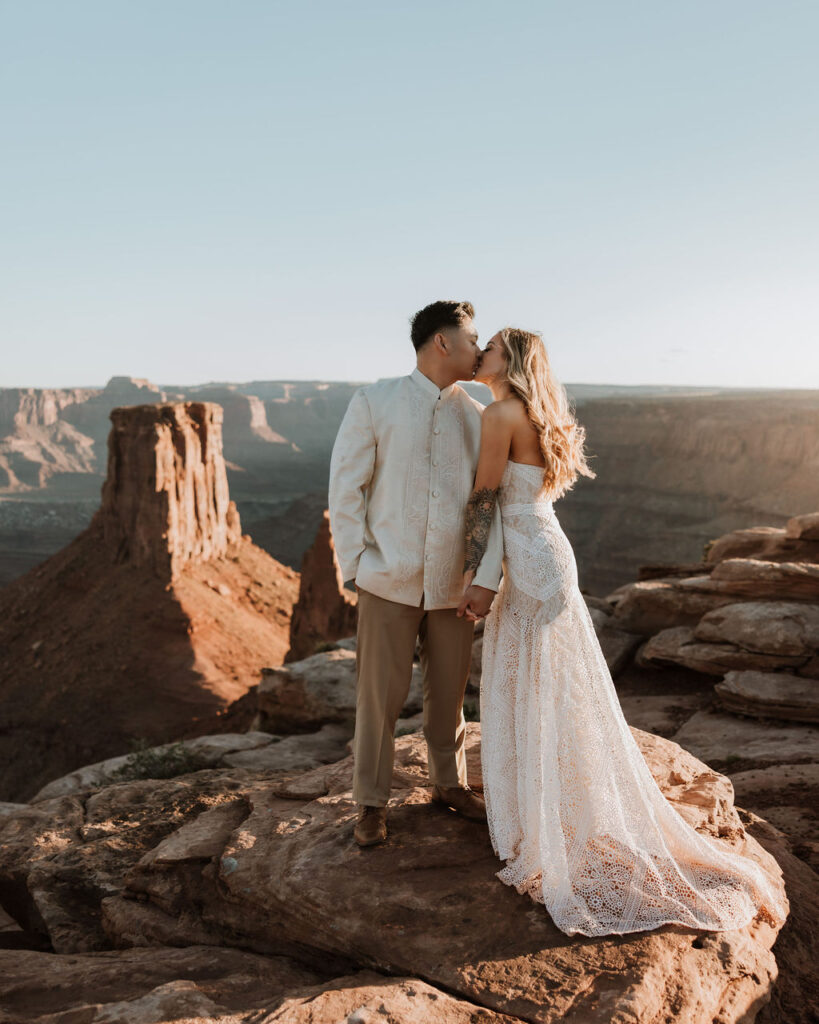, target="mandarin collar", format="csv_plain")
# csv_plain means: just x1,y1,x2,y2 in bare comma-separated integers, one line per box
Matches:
410,366,457,400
